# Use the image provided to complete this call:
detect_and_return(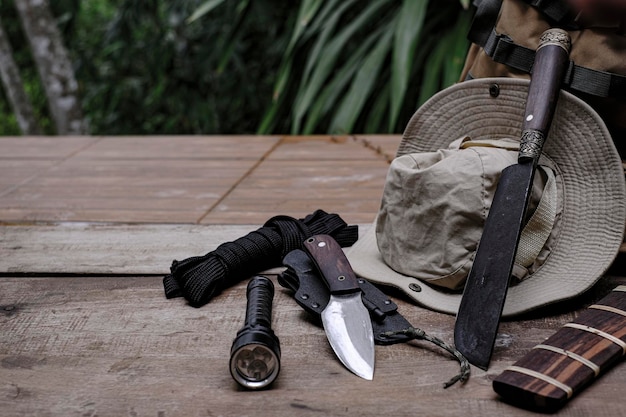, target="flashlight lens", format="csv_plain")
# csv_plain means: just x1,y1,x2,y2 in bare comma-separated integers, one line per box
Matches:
231,343,279,389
